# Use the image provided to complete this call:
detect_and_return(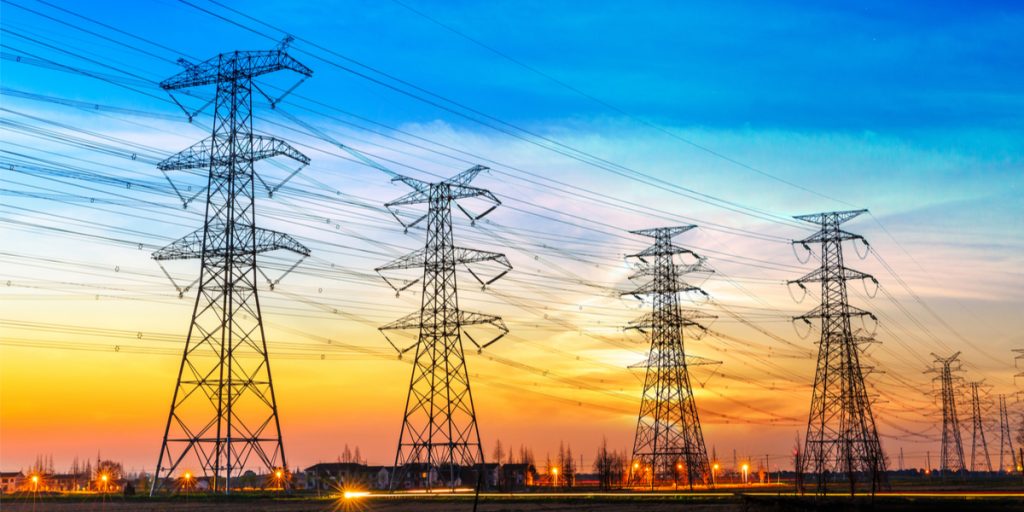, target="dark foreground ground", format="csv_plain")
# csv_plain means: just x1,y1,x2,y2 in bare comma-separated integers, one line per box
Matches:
3,493,1024,512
